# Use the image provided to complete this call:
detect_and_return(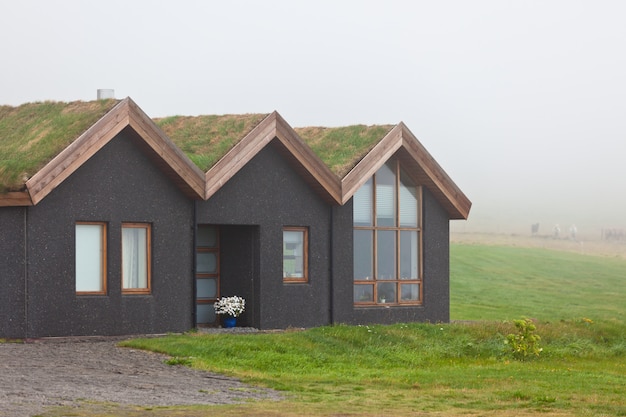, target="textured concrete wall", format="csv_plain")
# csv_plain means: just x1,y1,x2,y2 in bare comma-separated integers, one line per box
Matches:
0,207,27,338
332,187,451,325
196,142,332,330
25,130,195,337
